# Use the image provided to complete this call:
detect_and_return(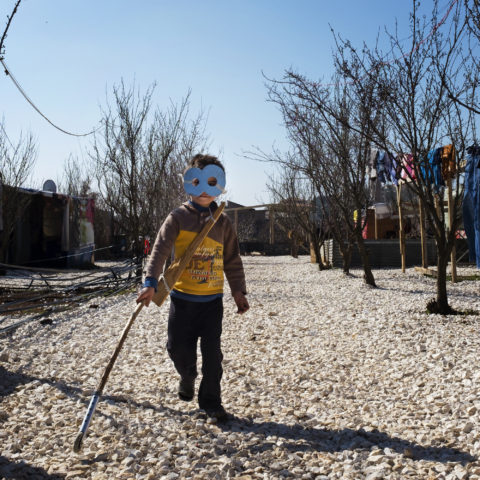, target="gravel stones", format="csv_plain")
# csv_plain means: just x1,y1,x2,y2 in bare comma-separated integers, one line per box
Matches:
1,256,480,478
